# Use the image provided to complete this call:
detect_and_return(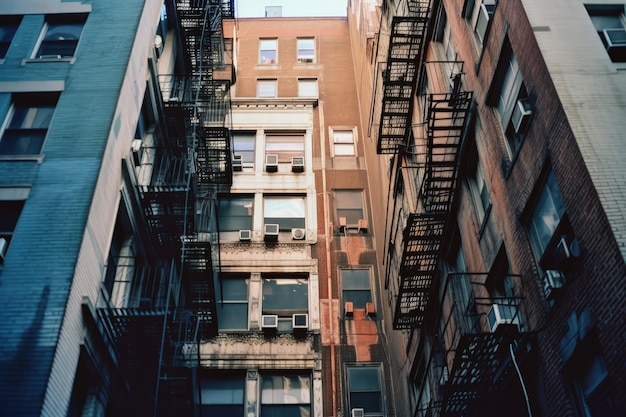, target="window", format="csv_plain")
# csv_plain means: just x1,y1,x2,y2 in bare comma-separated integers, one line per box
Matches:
0,188,28,261
232,131,255,168
218,195,254,232
297,37,315,62
347,366,383,415
260,373,311,417
262,276,308,331
217,275,249,330
494,43,528,159
265,133,304,162
36,14,87,58
527,171,567,265
103,203,136,308
465,0,496,45
332,130,356,156
0,16,22,59
586,5,626,62
334,190,364,226
341,269,372,309
200,372,245,417
467,144,490,225
298,78,318,98
0,93,59,155
264,195,305,230
259,38,277,64
257,79,277,98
